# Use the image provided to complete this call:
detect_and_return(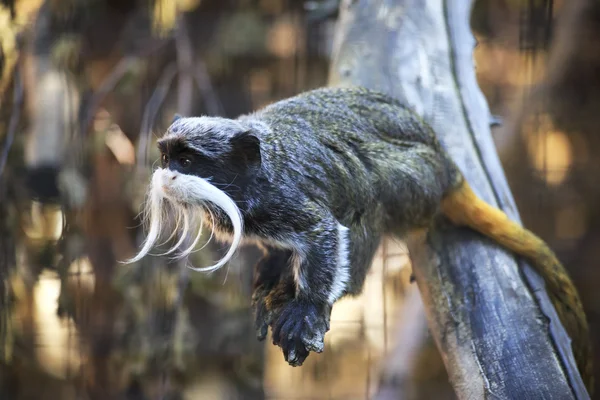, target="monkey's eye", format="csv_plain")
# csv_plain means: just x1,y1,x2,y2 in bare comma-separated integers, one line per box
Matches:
179,156,191,169
161,153,169,167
